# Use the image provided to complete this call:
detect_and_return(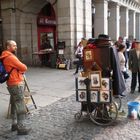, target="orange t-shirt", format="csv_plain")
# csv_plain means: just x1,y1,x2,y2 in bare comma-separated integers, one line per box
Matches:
0,50,27,86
